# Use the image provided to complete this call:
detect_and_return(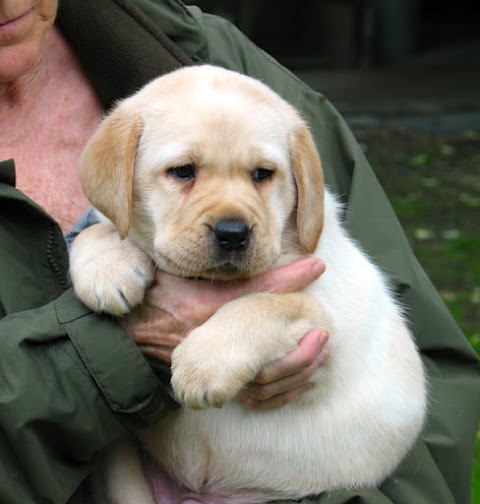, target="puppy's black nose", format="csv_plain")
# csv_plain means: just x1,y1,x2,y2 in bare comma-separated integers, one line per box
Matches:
213,220,250,251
